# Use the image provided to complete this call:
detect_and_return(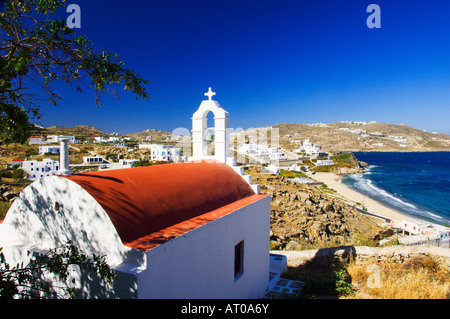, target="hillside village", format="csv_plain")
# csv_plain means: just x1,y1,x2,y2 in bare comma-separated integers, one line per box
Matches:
0,124,356,196
1,120,449,217
273,121,450,153
1,117,449,299
1,121,448,234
